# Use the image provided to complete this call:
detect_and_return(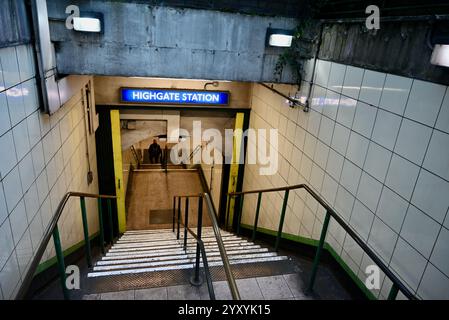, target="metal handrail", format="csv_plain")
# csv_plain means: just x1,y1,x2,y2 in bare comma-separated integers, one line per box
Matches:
173,193,240,300
130,145,141,168
183,139,214,165
15,192,117,300
227,184,417,300
183,144,202,164
163,145,168,173
175,197,215,299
